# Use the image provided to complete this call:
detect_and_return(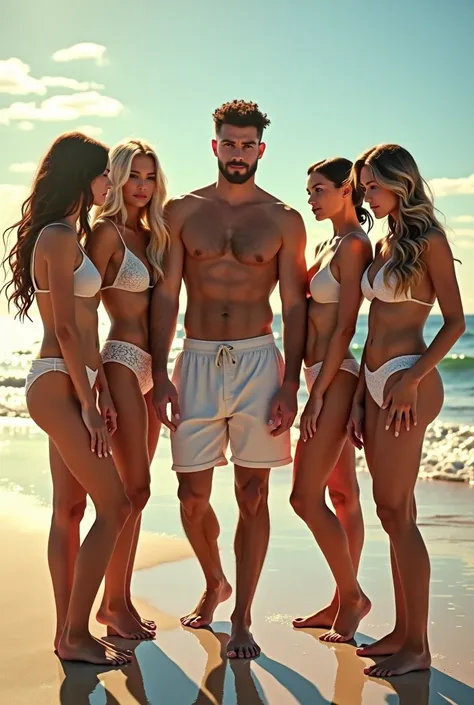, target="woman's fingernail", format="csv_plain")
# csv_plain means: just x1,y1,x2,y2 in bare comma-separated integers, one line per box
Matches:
385,425,389,431
395,432,399,438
